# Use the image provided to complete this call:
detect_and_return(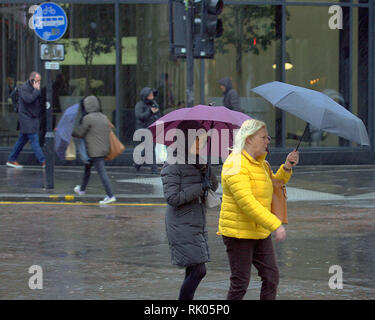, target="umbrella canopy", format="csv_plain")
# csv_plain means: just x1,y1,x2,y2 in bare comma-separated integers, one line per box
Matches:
148,104,251,159
252,81,370,146
55,104,80,160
